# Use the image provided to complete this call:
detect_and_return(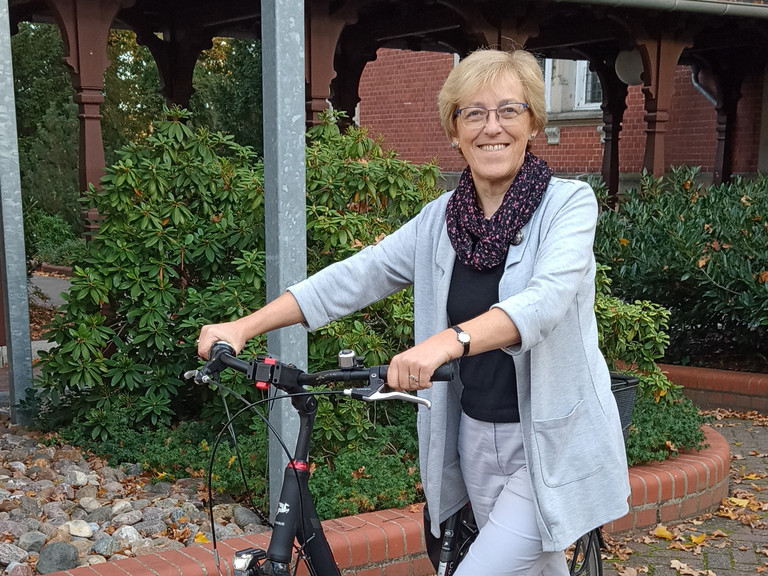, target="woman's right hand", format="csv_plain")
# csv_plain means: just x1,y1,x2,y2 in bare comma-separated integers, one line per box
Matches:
197,319,249,359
